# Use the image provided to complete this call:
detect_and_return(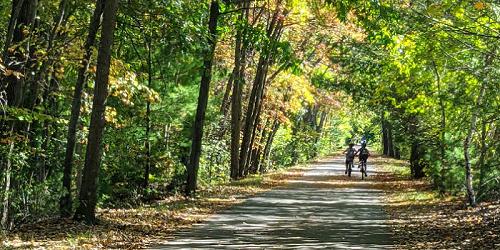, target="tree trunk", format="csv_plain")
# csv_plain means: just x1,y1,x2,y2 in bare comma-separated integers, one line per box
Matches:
25,0,68,110
244,86,266,175
73,0,118,223
143,36,153,190
410,141,425,179
382,118,389,155
431,60,447,193
60,0,103,218
463,53,492,207
185,0,219,196
261,120,279,173
387,123,394,157
2,0,25,62
230,1,249,180
238,7,283,177
477,121,488,198
1,0,38,229
463,82,486,207
4,0,38,108
239,55,268,176
1,136,15,230
250,120,270,174
220,68,234,116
